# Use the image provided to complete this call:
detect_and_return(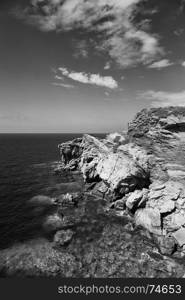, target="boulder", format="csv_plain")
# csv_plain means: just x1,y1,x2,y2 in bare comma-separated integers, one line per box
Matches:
125,189,147,210
165,212,185,231
172,228,185,247
135,208,162,235
54,229,74,247
57,192,82,207
106,132,127,144
96,152,148,196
